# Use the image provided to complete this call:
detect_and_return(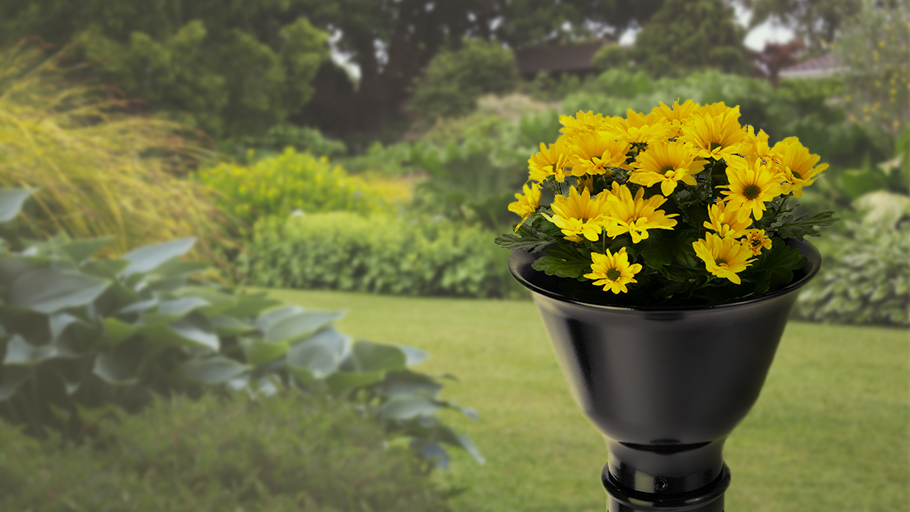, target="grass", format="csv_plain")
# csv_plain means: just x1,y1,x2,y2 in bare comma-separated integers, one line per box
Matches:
265,288,909,512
